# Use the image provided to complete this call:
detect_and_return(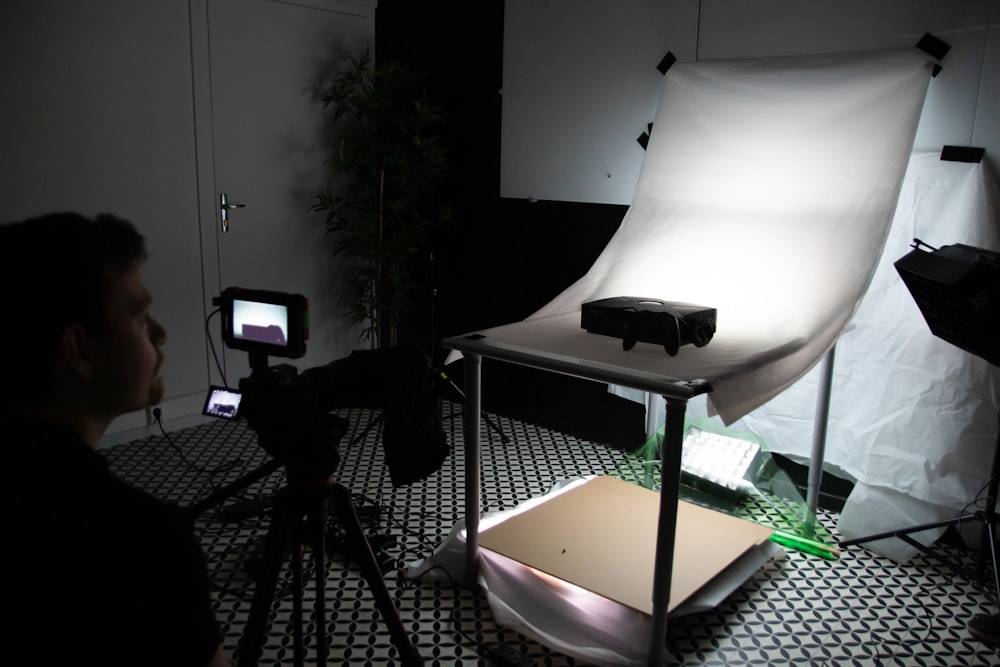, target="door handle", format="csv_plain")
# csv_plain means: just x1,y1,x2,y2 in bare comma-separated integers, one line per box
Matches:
219,192,246,232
